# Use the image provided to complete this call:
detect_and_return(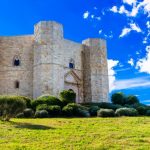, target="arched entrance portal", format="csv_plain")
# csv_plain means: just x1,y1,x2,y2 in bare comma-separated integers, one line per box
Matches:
64,71,82,103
